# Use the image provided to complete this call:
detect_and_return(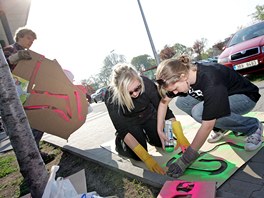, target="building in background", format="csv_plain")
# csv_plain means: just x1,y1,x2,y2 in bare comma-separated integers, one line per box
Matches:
0,0,31,47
